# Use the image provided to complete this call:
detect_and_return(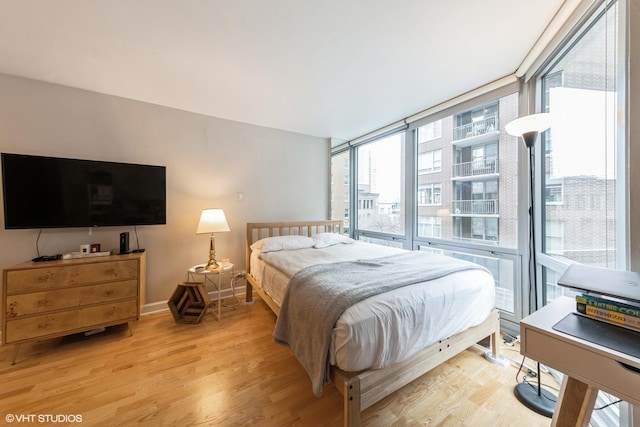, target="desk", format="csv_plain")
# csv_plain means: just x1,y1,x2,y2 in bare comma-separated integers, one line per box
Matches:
187,263,235,320
520,296,640,426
